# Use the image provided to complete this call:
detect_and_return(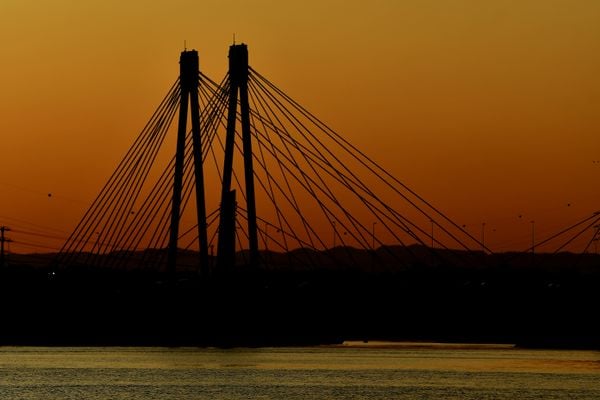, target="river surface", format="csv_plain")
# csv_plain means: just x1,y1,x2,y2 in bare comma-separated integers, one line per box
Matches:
1,343,599,399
